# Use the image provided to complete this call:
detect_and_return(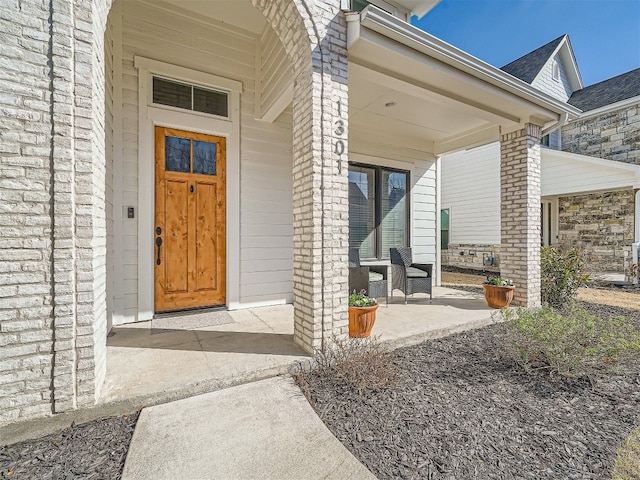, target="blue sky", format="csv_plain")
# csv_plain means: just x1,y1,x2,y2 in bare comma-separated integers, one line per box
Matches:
412,0,640,87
